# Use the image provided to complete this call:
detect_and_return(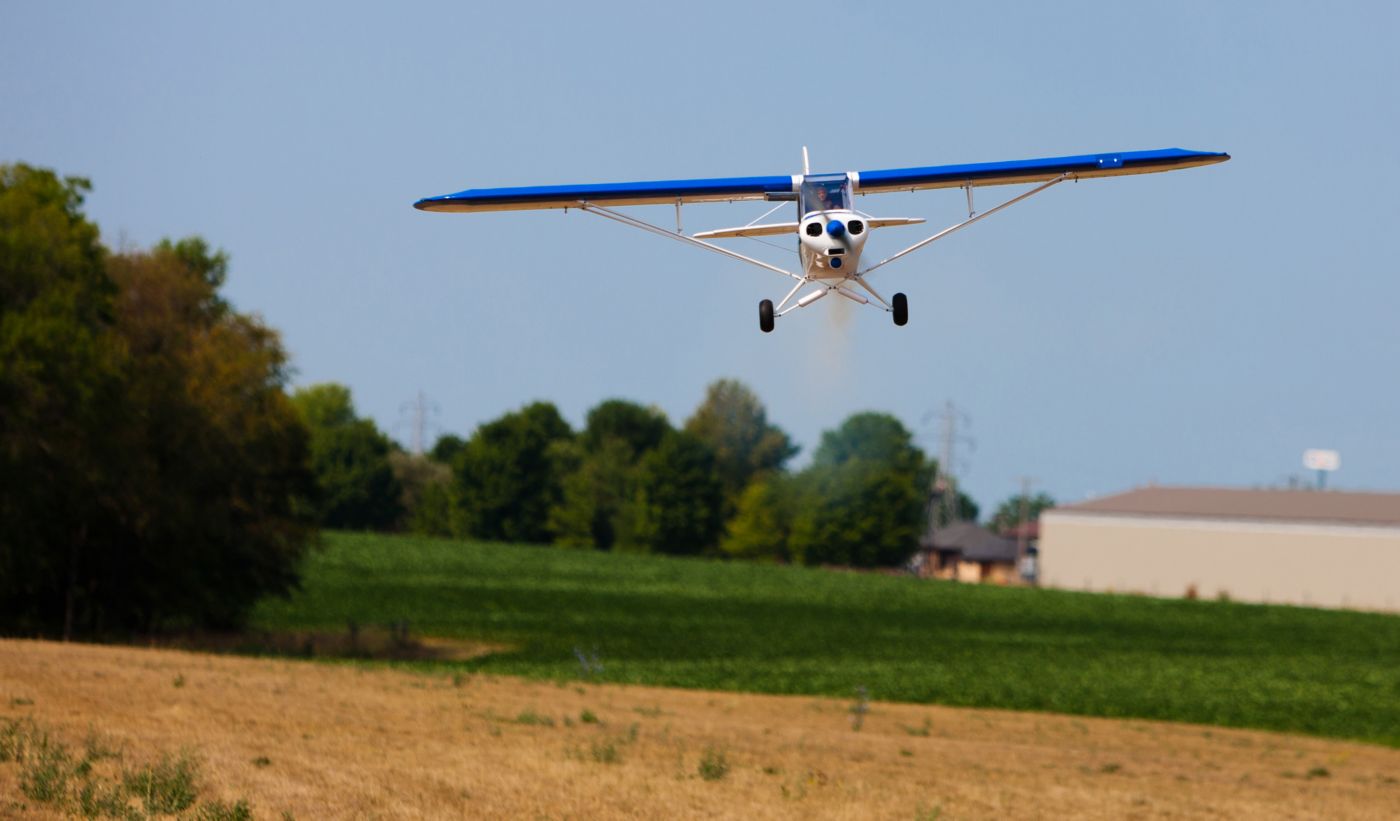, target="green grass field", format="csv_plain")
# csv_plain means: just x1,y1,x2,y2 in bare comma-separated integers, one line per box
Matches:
251,531,1400,747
